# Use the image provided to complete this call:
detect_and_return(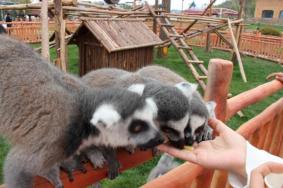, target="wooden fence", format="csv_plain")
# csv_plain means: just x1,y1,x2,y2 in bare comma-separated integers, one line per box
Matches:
0,21,80,43
187,32,283,63
1,20,283,63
